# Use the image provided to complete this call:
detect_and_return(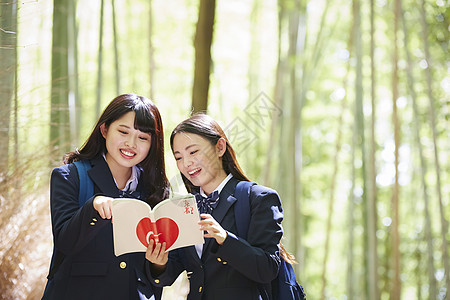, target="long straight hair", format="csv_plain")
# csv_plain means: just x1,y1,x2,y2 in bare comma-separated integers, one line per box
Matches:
170,113,297,264
65,94,170,206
